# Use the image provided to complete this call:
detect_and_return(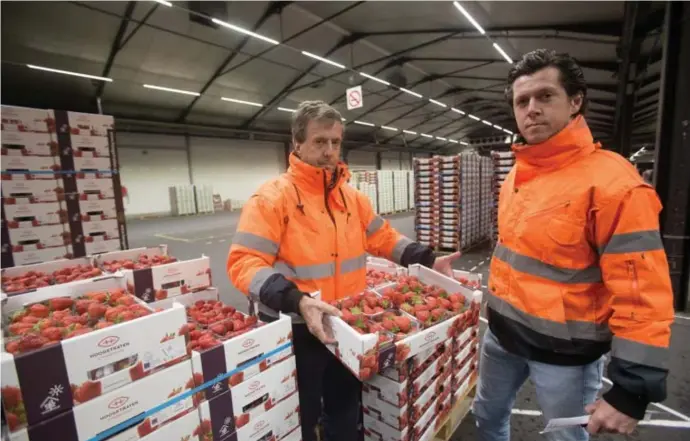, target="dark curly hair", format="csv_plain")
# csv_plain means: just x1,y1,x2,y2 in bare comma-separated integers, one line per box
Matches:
505,49,588,115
